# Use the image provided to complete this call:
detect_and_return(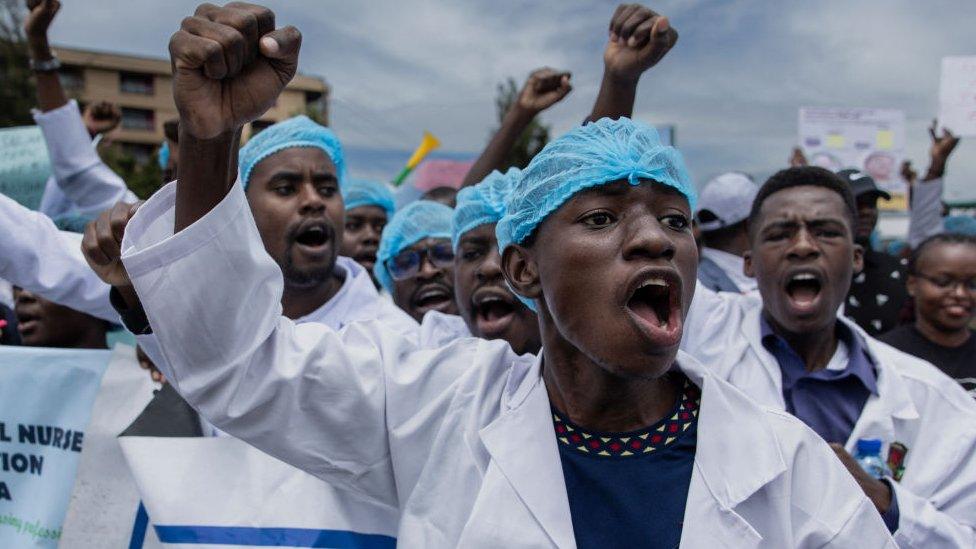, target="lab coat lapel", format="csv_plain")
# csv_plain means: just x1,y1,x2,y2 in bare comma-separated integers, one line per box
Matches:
841,318,919,451
678,354,779,548
739,306,788,408
479,355,576,549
